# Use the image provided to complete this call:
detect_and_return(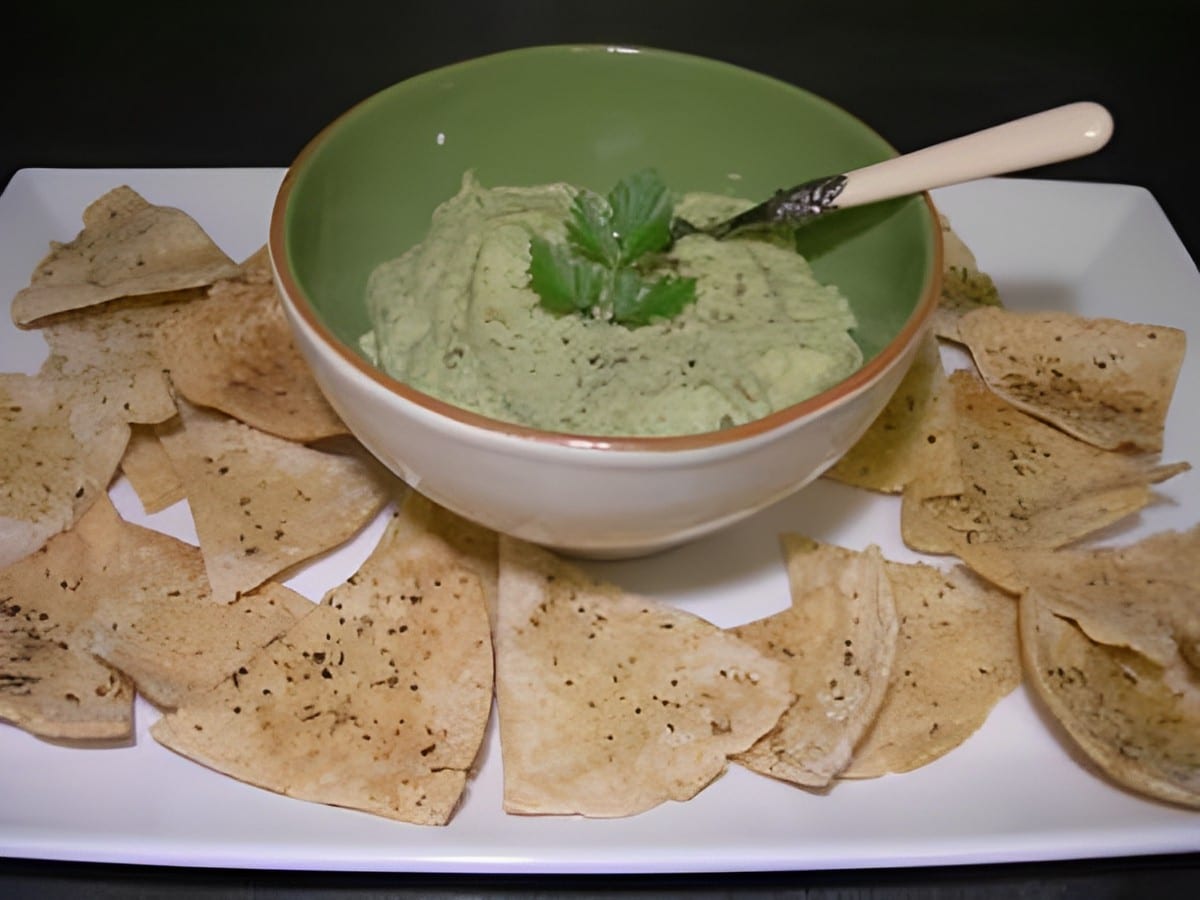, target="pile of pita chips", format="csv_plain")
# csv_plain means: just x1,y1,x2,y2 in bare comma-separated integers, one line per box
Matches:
494,536,792,817
153,491,495,825
955,307,1186,452
731,536,897,787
